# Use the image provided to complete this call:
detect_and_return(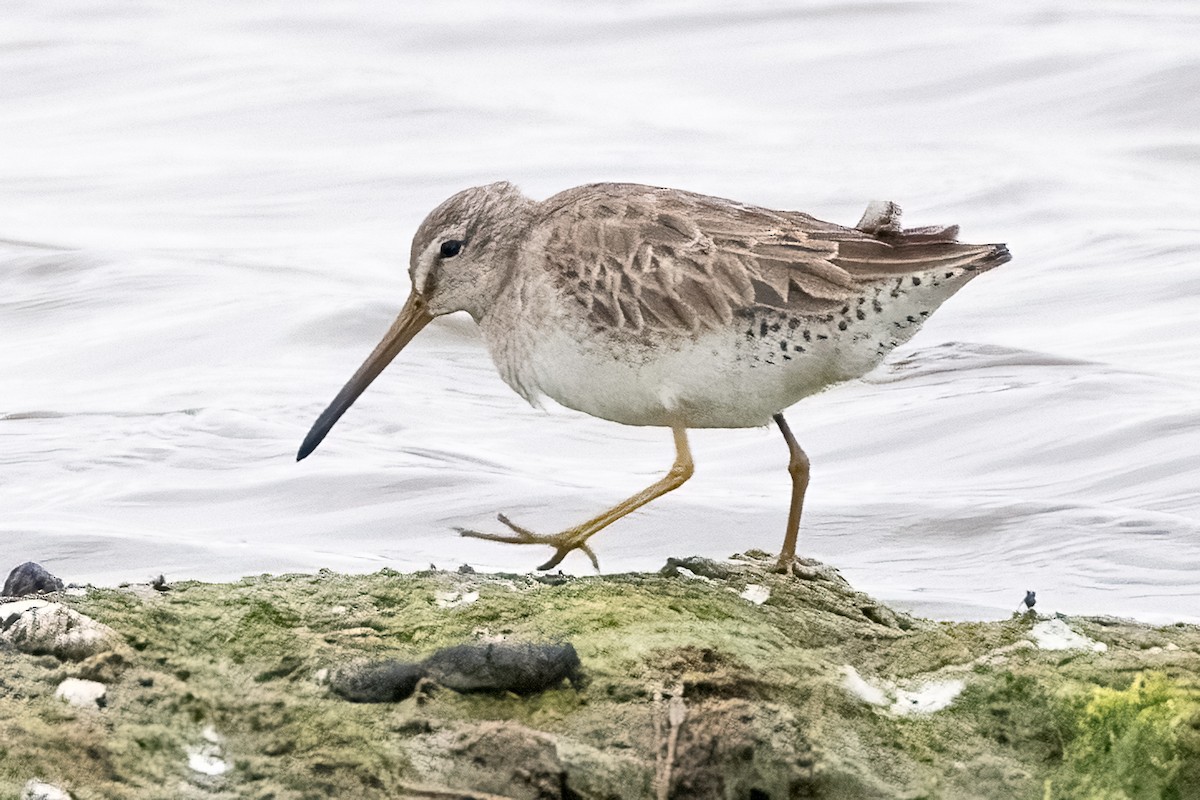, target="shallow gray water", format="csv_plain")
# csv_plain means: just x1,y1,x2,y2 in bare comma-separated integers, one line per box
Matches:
3,1,1199,622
